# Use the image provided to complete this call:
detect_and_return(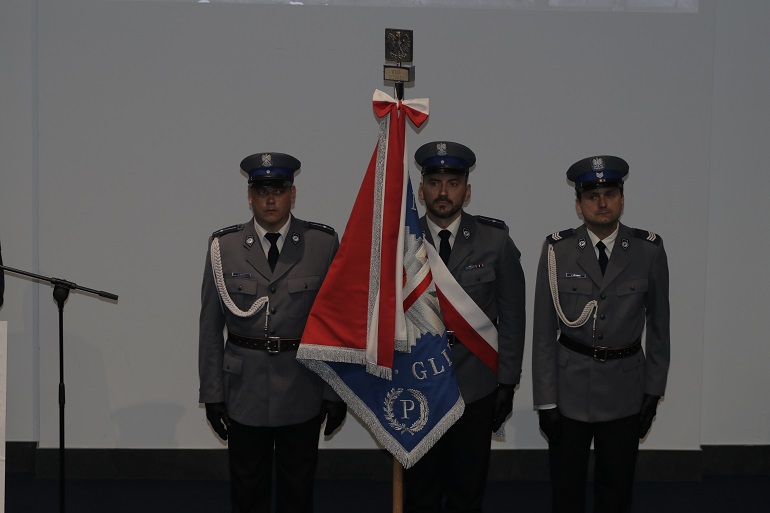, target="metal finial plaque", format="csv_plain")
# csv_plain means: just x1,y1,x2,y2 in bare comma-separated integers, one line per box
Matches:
384,28,415,87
